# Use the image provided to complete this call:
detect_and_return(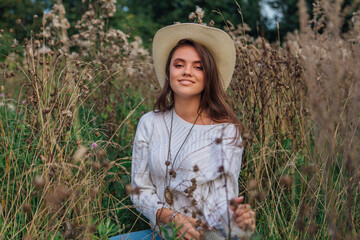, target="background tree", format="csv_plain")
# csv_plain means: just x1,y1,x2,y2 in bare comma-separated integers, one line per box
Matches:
1,0,358,49
49,0,265,48
112,0,264,47
0,0,50,39
0,0,50,59
265,0,359,42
